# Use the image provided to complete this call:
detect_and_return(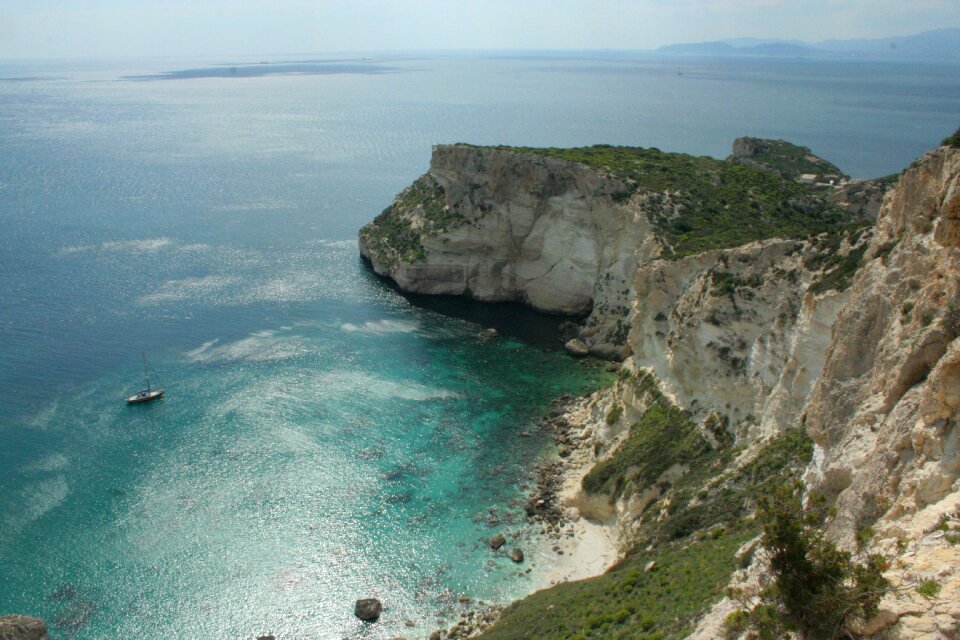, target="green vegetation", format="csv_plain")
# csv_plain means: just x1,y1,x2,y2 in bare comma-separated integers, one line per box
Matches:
805,227,871,295
582,403,711,497
917,580,941,599
481,369,813,640
605,403,622,426
732,138,845,180
942,126,960,149
482,531,753,640
359,175,461,265
855,526,875,551
933,514,960,544
487,144,847,258
731,482,889,639
723,609,751,638
710,270,763,297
